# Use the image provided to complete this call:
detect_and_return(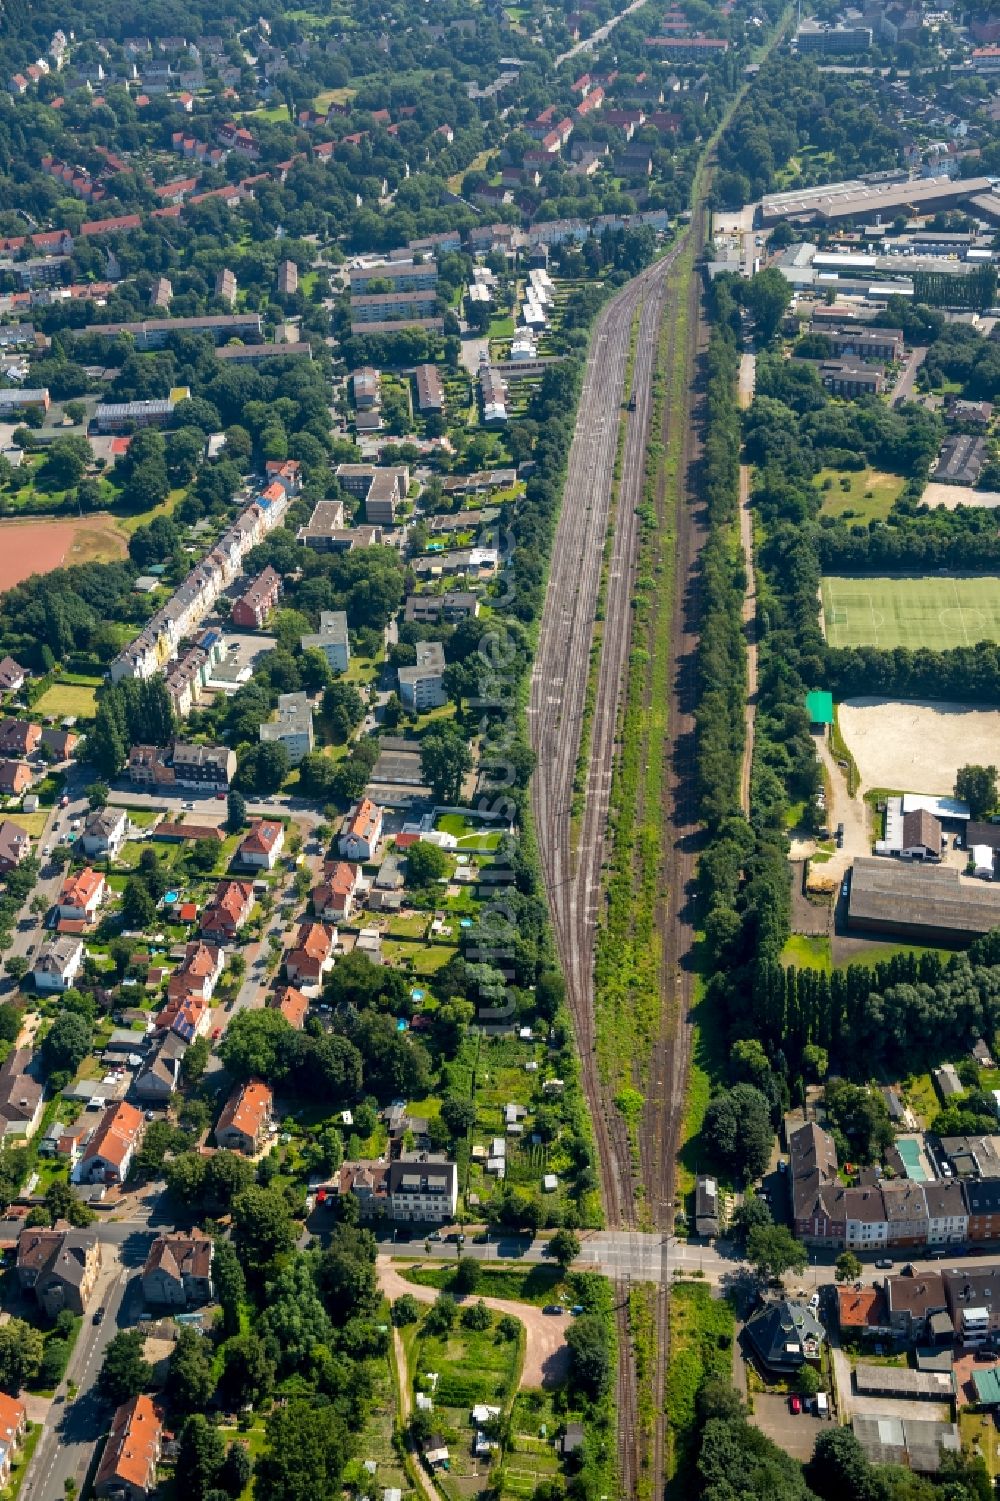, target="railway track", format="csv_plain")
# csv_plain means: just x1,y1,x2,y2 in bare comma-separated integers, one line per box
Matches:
529,245,681,1492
